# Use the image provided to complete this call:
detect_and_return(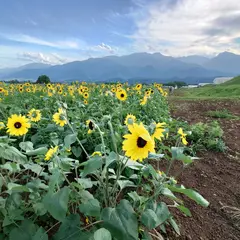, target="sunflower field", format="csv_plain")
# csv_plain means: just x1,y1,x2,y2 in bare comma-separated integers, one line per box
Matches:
0,82,209,240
